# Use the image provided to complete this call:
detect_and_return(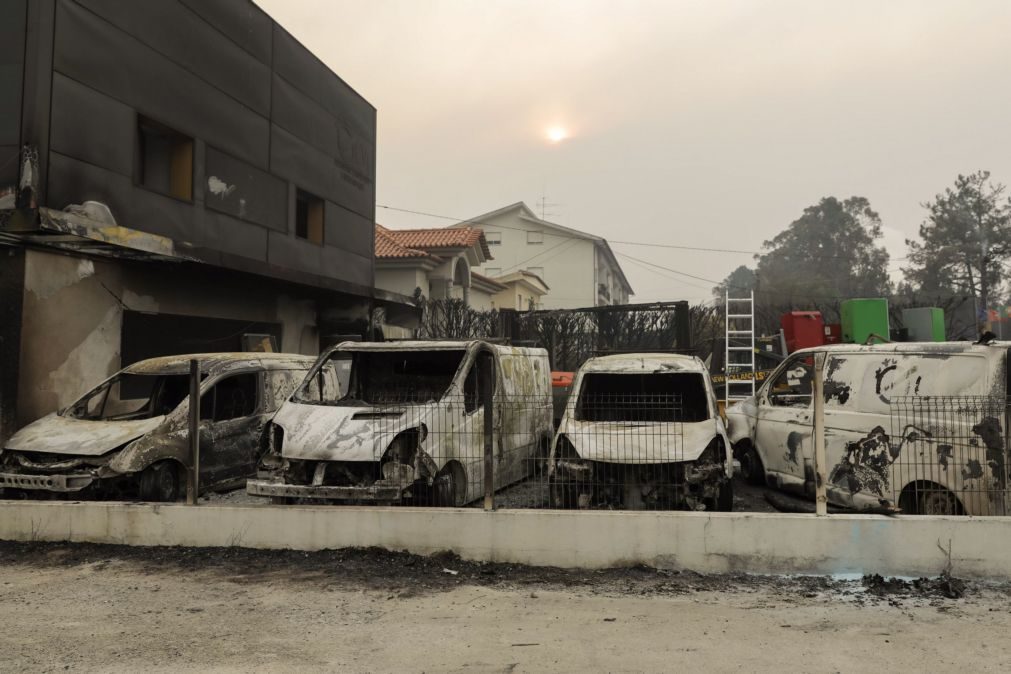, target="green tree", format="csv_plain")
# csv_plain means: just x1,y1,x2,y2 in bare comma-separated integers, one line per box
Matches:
712,265,757,299
755,196,891,305
904,171,1011,330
